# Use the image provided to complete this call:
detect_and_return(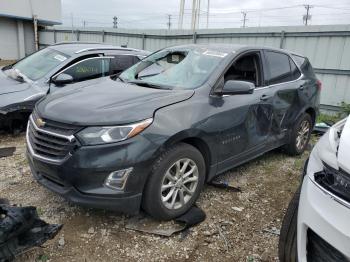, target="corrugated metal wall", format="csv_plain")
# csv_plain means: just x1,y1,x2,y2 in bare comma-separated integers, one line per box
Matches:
39,25,350,110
